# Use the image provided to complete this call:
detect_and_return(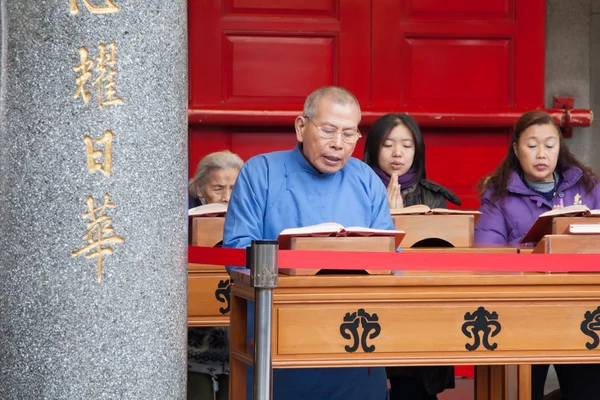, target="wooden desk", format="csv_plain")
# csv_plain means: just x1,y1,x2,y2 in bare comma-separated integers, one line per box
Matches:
188,216,230,326
230,269,600,400
188,263,231,327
